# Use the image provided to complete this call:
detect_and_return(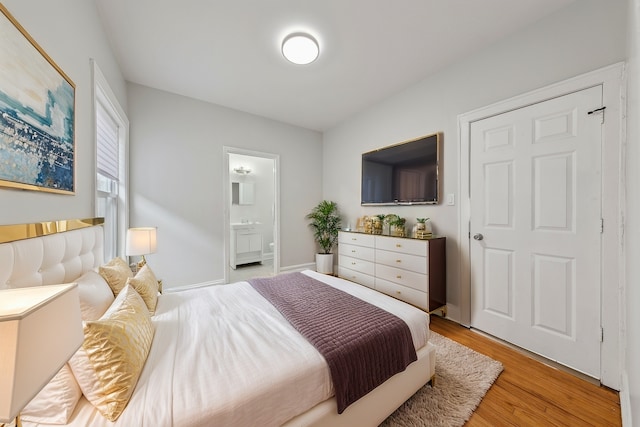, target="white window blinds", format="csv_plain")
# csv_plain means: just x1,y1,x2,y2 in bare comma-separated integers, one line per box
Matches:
96,101,119,180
